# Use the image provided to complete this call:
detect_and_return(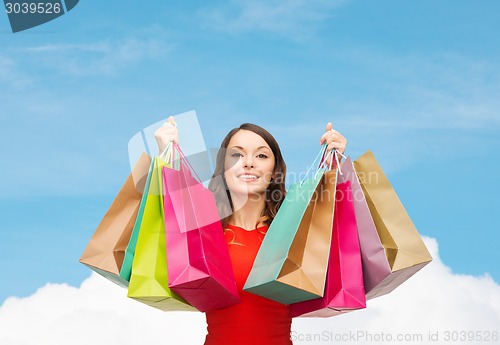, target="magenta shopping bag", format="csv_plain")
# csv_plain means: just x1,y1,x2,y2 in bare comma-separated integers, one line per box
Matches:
339,157,392,299
290,180,366,317
162,145,240,312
